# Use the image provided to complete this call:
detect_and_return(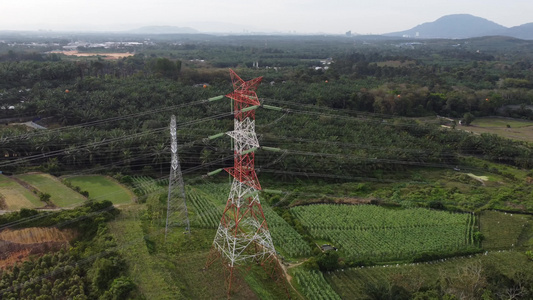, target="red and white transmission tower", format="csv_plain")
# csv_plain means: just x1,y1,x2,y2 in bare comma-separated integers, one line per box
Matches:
206,70,280,295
